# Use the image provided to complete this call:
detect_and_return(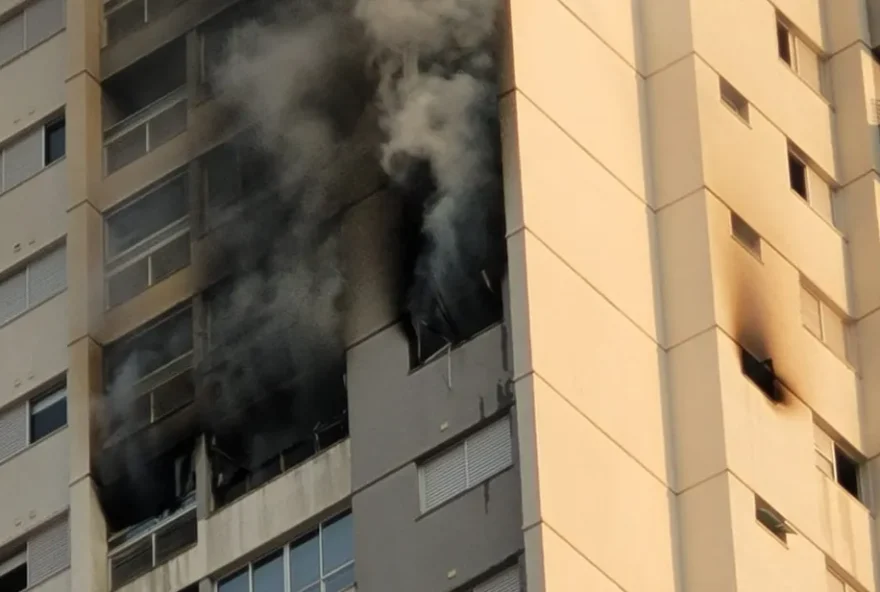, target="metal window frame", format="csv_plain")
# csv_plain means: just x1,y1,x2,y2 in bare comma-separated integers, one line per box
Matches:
215,512,354,592
0,242,66,329
107,498,196,588
27,382,67,444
